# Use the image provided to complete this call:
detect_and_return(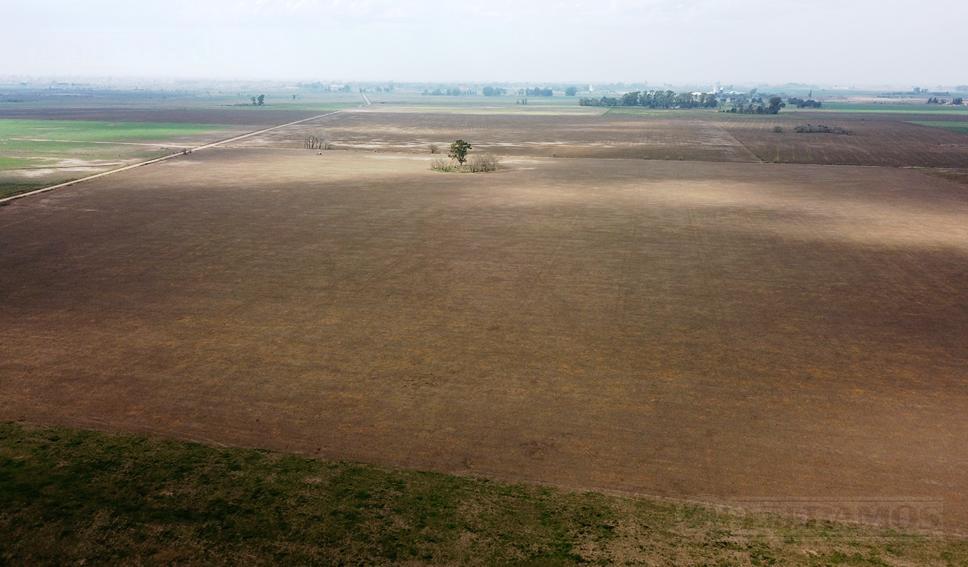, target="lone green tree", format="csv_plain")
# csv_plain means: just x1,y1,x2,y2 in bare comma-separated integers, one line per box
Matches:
257,94,265,106
449,139,472,165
